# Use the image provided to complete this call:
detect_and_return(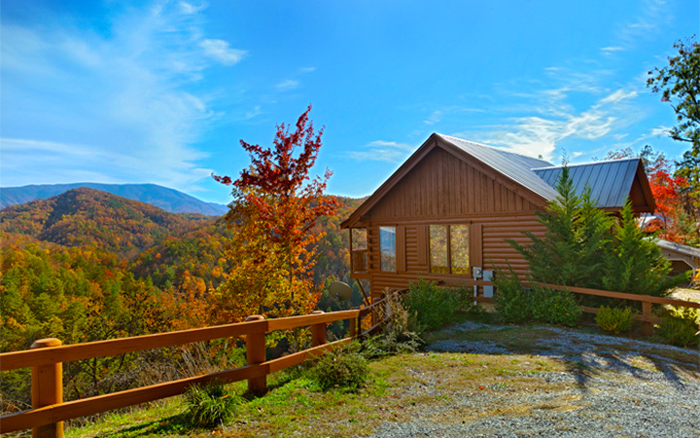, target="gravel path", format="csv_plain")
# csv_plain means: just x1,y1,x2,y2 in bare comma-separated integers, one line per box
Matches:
369,322,700,438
